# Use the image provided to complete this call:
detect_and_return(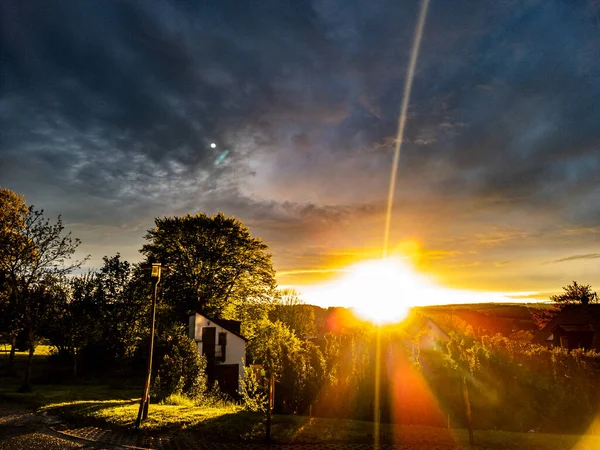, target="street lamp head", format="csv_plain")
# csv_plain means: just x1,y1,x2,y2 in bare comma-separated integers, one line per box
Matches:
151,262,162,280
